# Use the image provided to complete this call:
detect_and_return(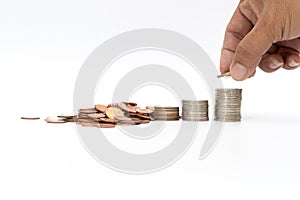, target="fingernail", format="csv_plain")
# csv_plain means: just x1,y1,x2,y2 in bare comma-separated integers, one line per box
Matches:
269,59,283,69
289,60,300,68
231,63,248,80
